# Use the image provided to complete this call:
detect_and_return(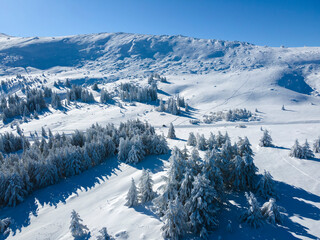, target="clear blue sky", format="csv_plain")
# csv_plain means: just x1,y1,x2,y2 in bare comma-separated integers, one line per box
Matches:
0,0,319,47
